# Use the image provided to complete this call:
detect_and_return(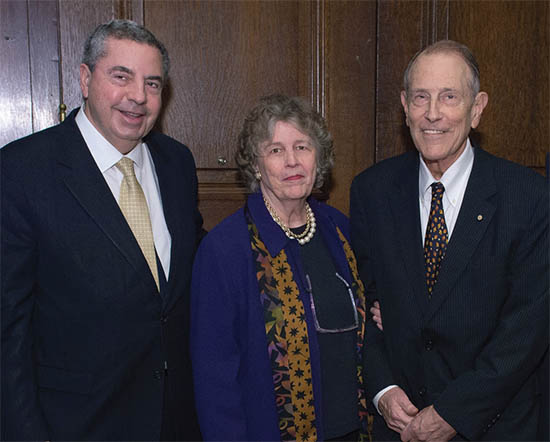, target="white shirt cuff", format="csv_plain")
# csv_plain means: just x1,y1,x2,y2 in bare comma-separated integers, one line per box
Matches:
373,385,399,415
